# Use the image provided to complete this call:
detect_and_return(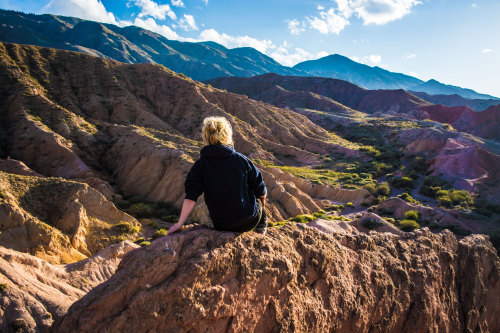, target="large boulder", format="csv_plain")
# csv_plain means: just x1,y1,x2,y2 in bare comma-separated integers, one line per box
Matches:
53,224,500,332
